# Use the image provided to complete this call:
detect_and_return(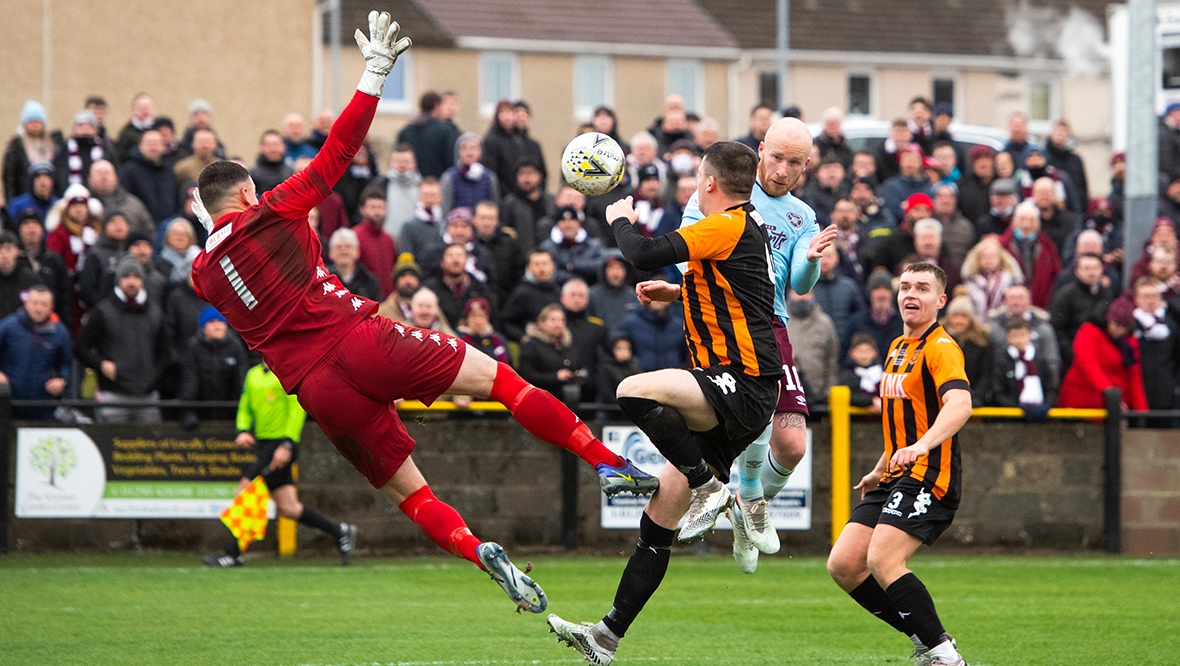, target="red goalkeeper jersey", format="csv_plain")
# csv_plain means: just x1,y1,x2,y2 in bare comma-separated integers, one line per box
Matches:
192,91,380,393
